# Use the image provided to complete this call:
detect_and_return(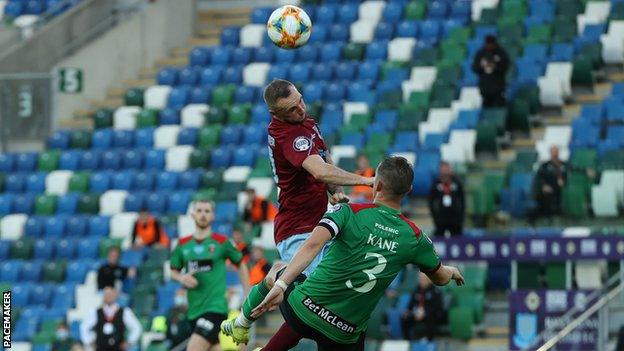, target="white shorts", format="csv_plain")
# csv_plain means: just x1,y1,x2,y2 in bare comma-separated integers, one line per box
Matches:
276,232,333,277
